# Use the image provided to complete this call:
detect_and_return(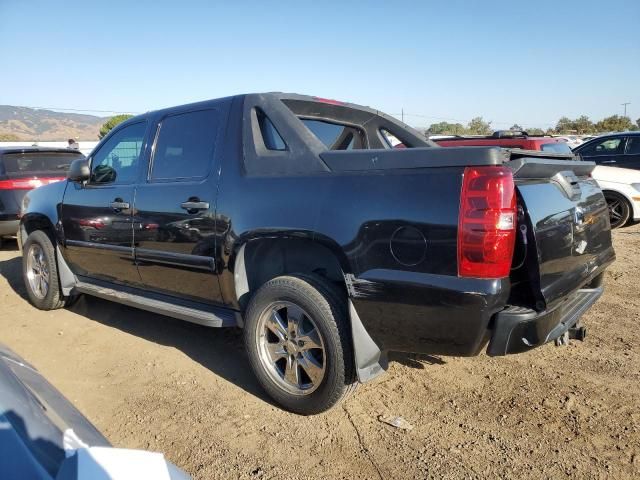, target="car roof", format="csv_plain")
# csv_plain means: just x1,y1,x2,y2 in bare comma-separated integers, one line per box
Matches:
0,146,85,155
120,92,398,124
